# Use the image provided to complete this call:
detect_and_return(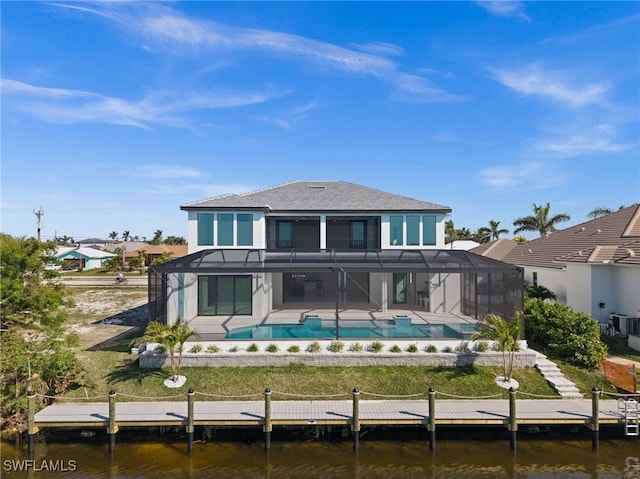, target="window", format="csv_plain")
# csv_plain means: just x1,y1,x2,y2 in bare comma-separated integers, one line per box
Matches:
217,214,234,246
237,214,253,246
277,220,293,249
197,213,214,246
350,220,367,249
407,216,420,246
422,215,436,246
198,275,252,316
390,215,403,246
